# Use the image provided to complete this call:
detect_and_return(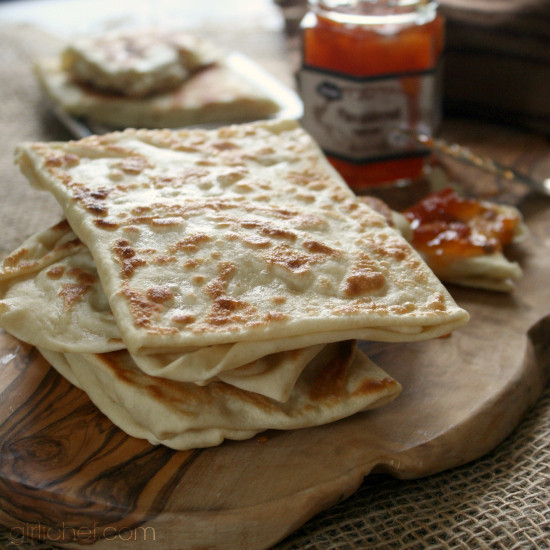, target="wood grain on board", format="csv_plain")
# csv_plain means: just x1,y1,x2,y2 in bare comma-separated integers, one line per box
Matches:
0,193,548,549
